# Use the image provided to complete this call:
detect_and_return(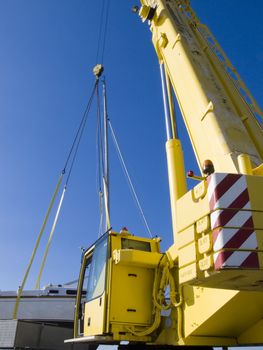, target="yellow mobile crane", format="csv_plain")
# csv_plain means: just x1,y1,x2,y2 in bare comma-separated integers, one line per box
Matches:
66,0,263,348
